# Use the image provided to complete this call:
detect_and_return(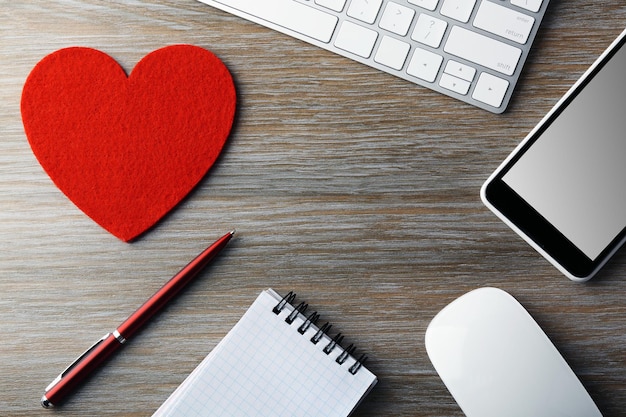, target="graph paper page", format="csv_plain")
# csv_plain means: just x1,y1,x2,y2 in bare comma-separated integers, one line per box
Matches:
152,289,376,417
